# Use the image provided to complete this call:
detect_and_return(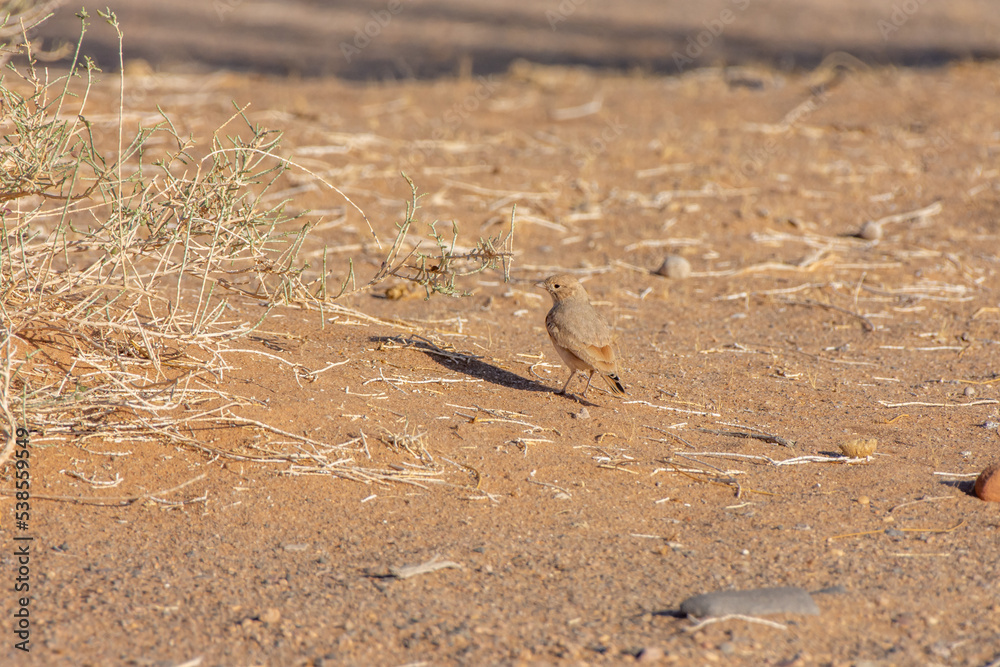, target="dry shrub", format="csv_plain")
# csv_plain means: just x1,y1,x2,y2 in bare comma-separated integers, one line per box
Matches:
0,9,514,475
